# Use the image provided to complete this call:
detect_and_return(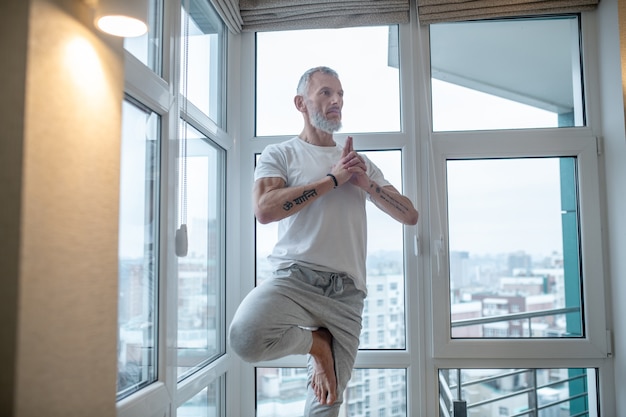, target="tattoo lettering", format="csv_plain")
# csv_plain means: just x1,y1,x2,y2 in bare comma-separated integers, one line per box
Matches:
371,183,411,214
282,189,318,211
294,189,318,205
